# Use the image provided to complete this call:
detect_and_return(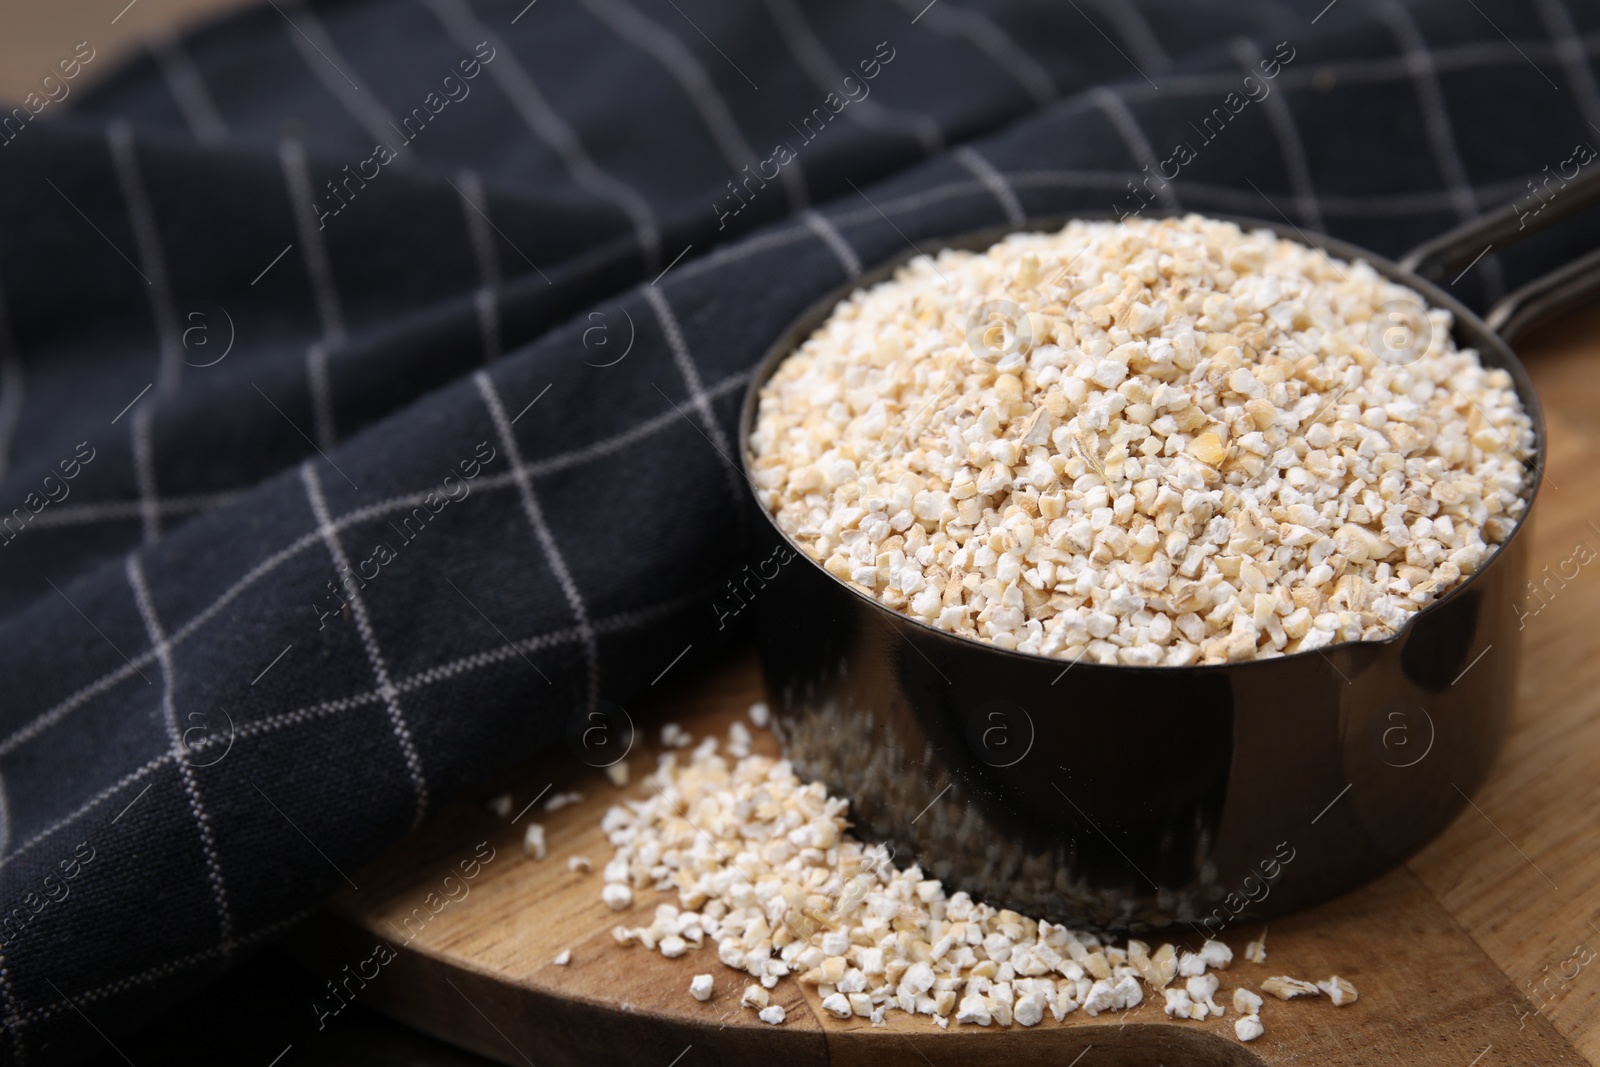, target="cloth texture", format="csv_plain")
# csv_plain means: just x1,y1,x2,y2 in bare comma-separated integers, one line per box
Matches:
0,0,1596,1060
